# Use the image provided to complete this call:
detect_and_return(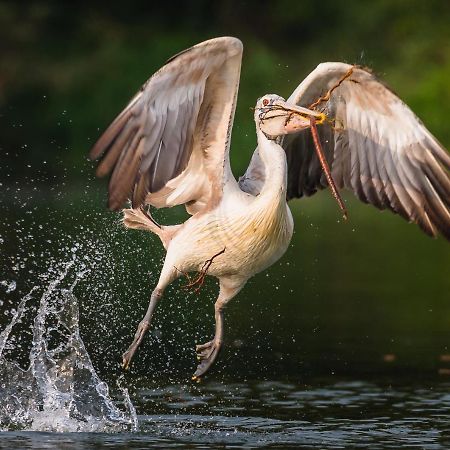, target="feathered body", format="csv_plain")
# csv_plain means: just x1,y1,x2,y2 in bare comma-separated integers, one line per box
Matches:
90,37,450,379
164,129,293,282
